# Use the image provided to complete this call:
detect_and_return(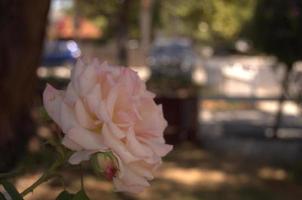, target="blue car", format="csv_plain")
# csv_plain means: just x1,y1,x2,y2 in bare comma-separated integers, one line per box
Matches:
42,40,81,67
